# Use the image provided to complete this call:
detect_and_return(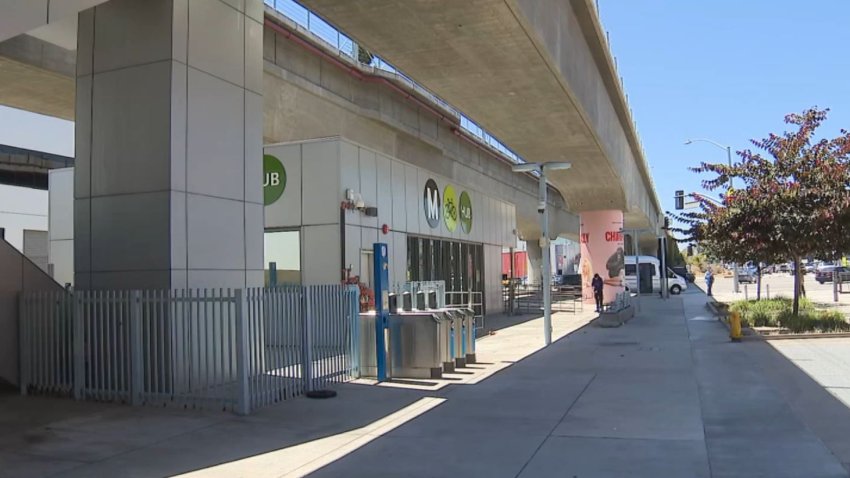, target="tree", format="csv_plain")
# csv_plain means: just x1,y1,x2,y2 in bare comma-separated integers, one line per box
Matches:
673,108,850,315
666,235,686,267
